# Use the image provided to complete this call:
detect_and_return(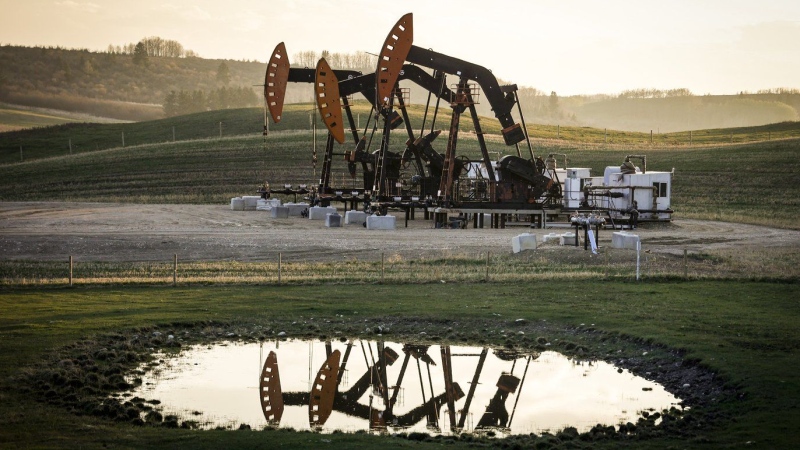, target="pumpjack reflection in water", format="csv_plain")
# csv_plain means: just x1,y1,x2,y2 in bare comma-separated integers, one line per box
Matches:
258,351,283,425
474,351,534,433
258,340,537,434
